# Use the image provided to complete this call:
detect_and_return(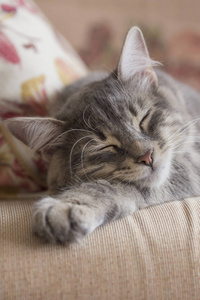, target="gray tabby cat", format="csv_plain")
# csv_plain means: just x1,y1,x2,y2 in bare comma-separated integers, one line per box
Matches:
6,27,200,244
